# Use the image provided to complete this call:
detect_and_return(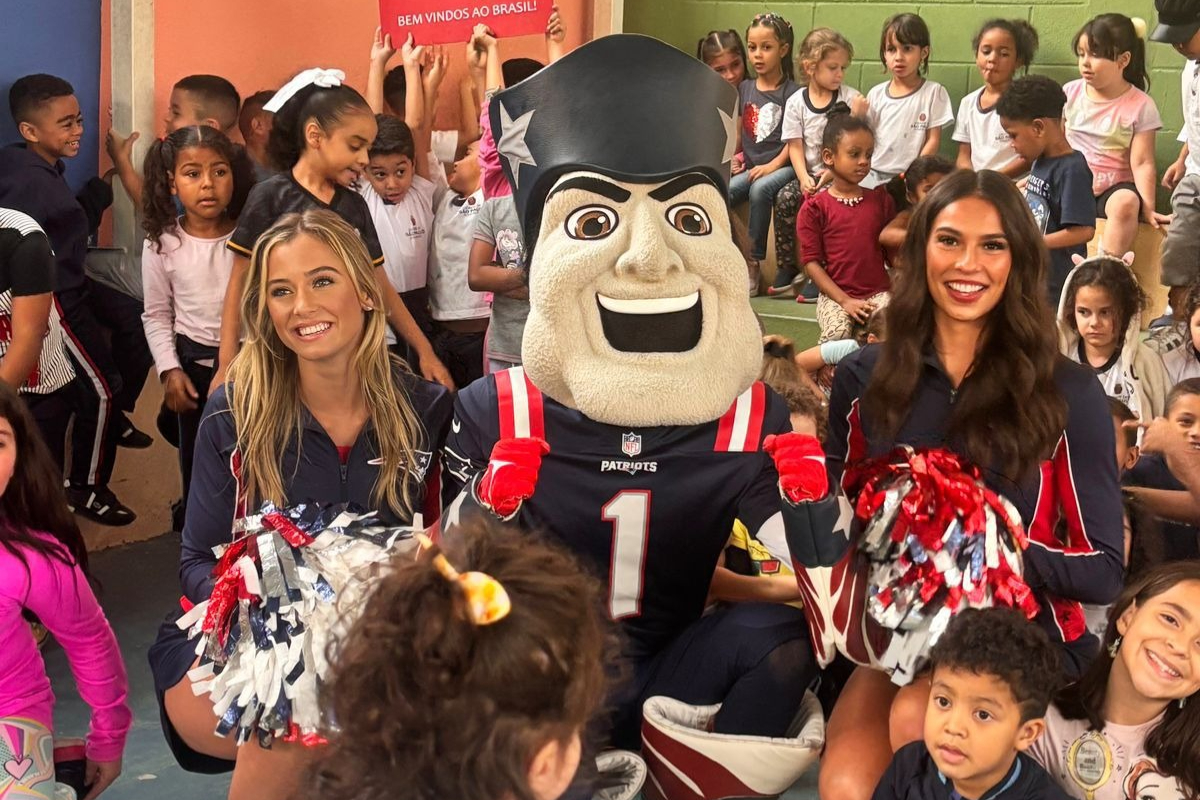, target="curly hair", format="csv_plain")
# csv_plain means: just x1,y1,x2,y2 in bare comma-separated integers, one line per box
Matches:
747,12,795,83
973,19,1040,72
994,74,1066,122
929,607,1061,722
796,27,853,87
141,125,254,251
310,517,615,800
1060,254,1146,342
